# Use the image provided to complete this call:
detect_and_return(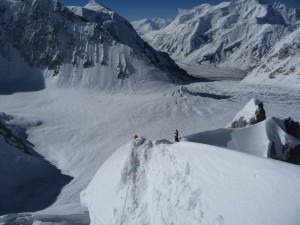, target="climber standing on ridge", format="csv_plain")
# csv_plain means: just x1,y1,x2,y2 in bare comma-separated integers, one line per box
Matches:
175,129,179,142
